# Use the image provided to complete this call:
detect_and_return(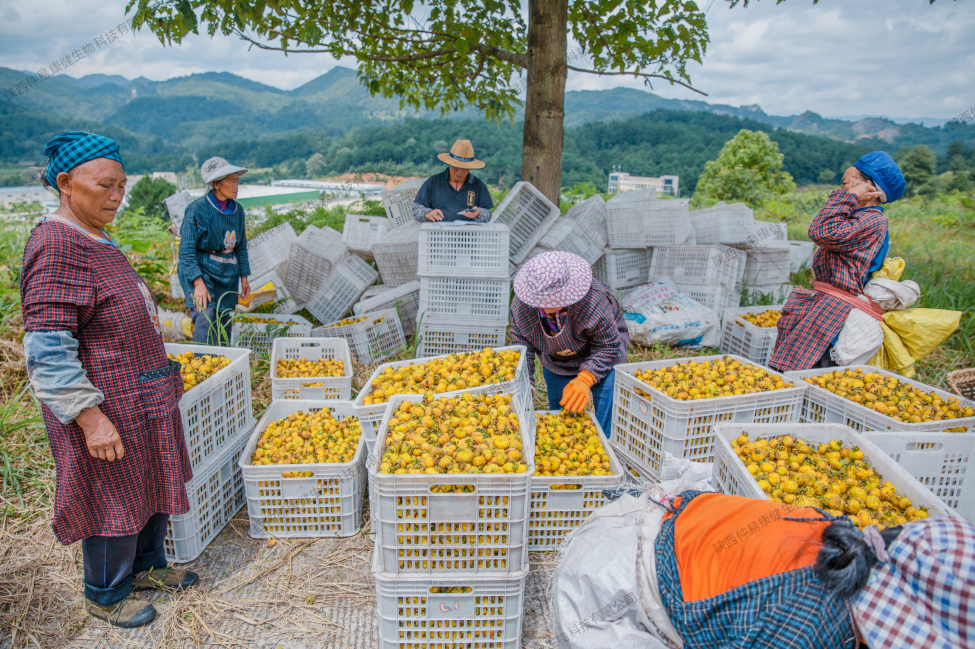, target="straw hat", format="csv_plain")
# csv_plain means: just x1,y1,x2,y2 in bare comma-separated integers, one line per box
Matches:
437,139,486,170
514,252,593,309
